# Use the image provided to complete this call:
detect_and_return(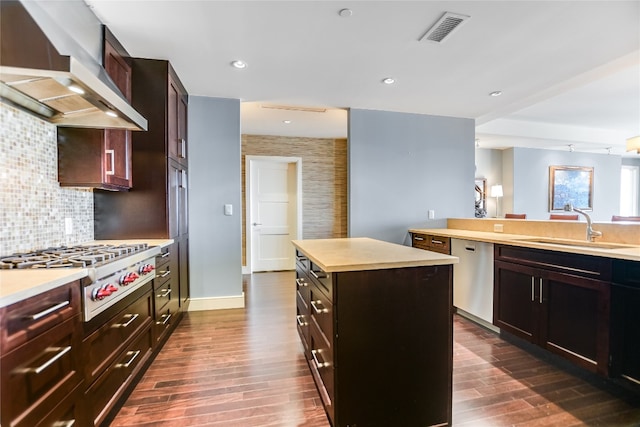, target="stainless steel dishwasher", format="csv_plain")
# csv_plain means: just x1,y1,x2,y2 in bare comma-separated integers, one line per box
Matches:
451,238,497,330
